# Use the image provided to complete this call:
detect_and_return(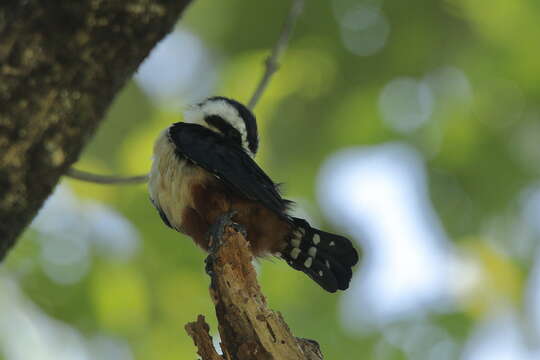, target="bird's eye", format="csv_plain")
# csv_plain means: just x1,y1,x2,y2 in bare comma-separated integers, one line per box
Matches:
227,128,242,141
